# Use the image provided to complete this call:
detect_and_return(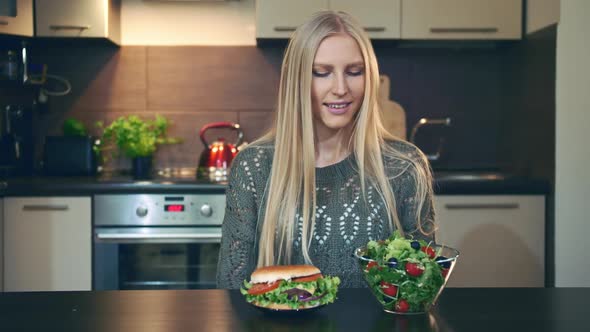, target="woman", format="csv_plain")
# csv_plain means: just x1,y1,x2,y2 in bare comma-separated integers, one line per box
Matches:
216,10,435,289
